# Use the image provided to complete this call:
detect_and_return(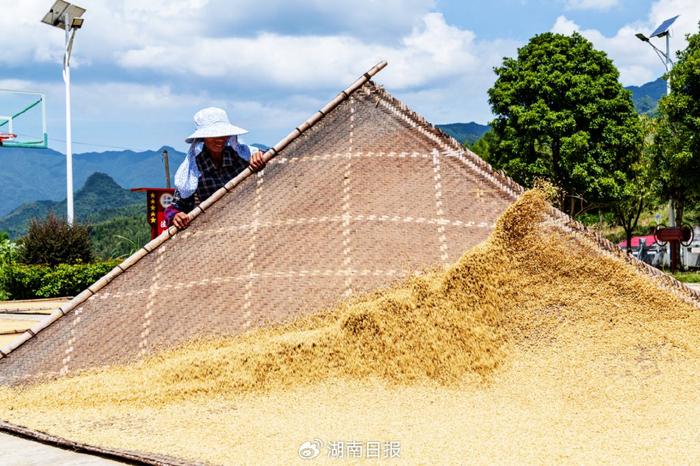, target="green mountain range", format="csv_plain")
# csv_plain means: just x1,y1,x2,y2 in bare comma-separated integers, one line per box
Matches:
626,77,666,115
0,146,186,217
0,144,272,217
436,78,666,146
0,172,152,259
0,172,145,237
436,122,490,145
